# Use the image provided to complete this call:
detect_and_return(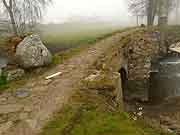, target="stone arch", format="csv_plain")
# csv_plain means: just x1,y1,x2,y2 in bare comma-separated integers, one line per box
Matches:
118,68,127,94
